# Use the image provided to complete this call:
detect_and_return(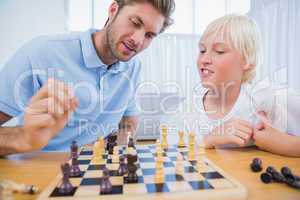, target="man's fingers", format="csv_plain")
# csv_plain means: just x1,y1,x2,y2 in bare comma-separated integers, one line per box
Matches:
30,79,74,111
25,113,55,129
234,129,251,143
